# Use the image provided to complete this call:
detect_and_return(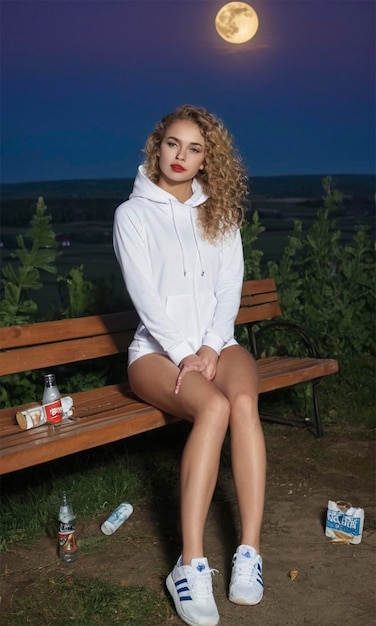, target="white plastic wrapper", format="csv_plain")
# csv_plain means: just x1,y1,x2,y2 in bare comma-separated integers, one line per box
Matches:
16,396,74,430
